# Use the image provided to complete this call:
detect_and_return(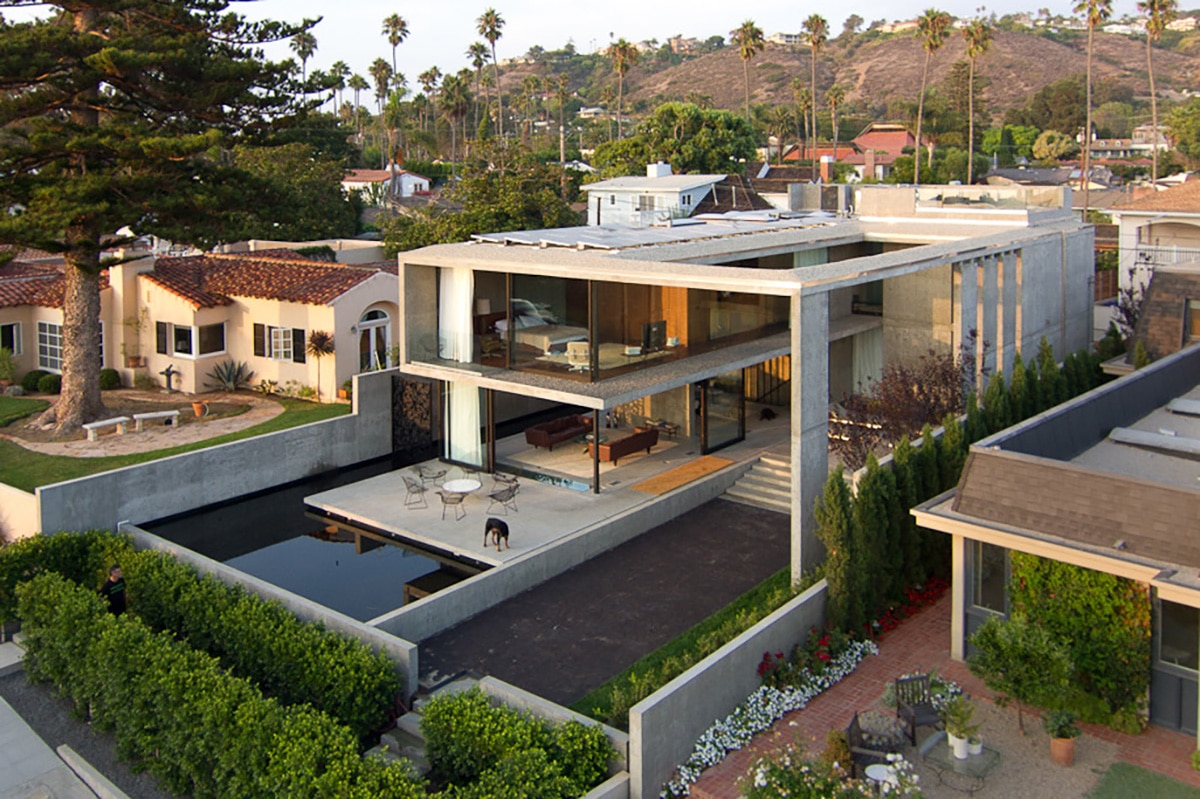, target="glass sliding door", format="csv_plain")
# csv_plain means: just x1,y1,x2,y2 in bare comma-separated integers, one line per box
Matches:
700,369,744,454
